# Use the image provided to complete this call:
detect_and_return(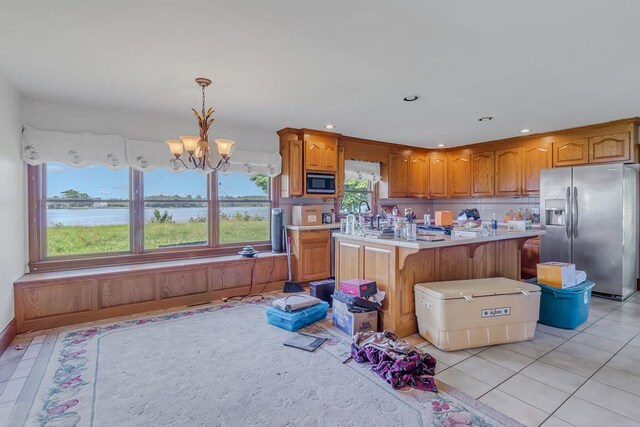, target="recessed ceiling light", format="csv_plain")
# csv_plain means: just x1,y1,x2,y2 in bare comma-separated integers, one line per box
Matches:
324,124,335,130
478,116,493,122
520,129,531,133
403,95,419,102
437,144,446,147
